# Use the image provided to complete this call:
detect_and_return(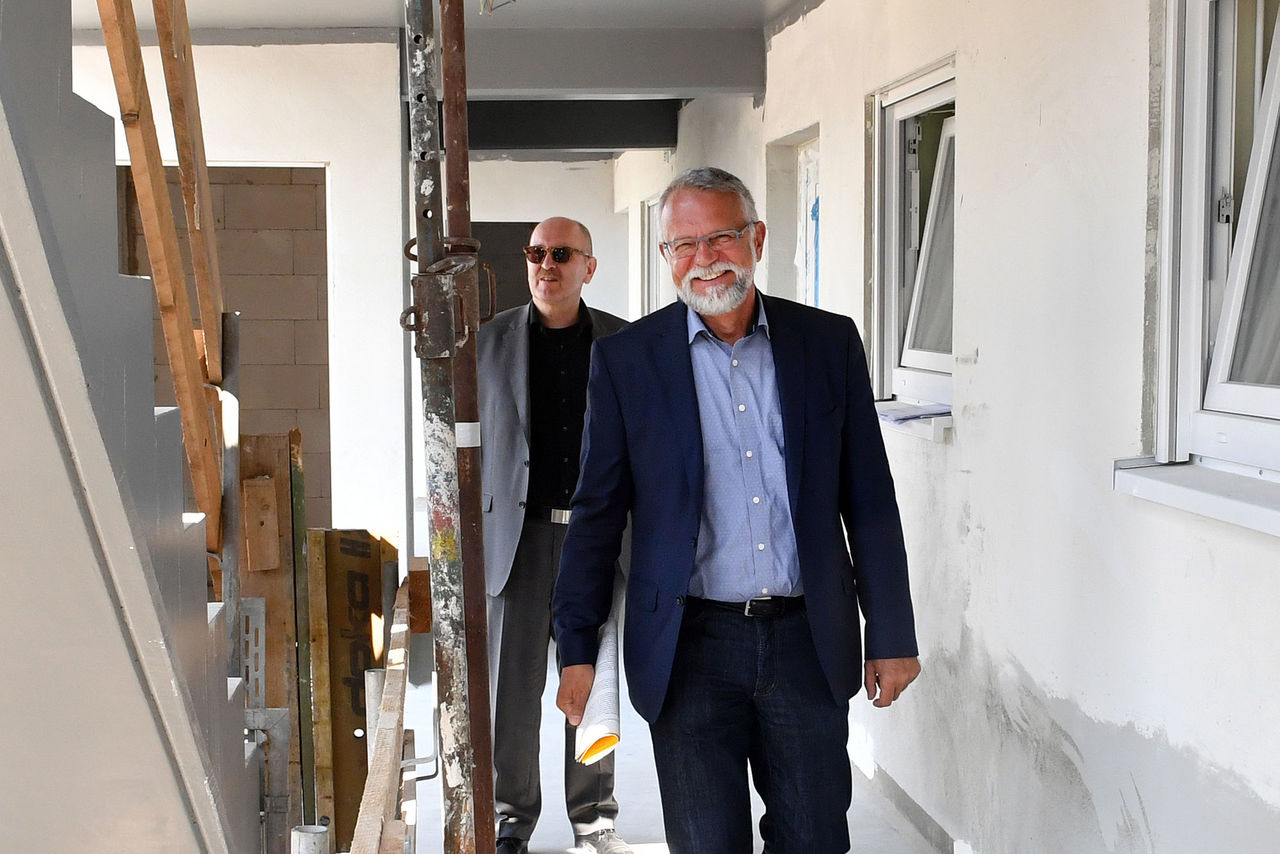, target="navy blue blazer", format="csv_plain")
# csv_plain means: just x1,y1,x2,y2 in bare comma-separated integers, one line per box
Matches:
553,294,918,724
